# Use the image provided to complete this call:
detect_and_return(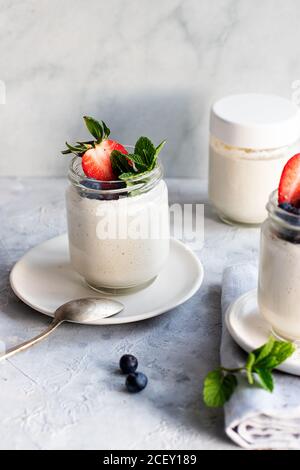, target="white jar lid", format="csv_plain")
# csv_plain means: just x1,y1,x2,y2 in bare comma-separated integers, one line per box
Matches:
210,93,300,149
